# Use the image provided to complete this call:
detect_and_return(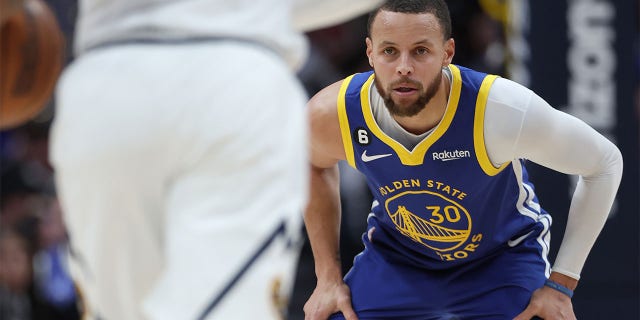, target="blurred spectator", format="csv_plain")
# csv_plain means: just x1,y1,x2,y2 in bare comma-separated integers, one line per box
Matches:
448,0,506,75
0,225,78,320
0,229,34,320
32,197,78,319
0,158,79,319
